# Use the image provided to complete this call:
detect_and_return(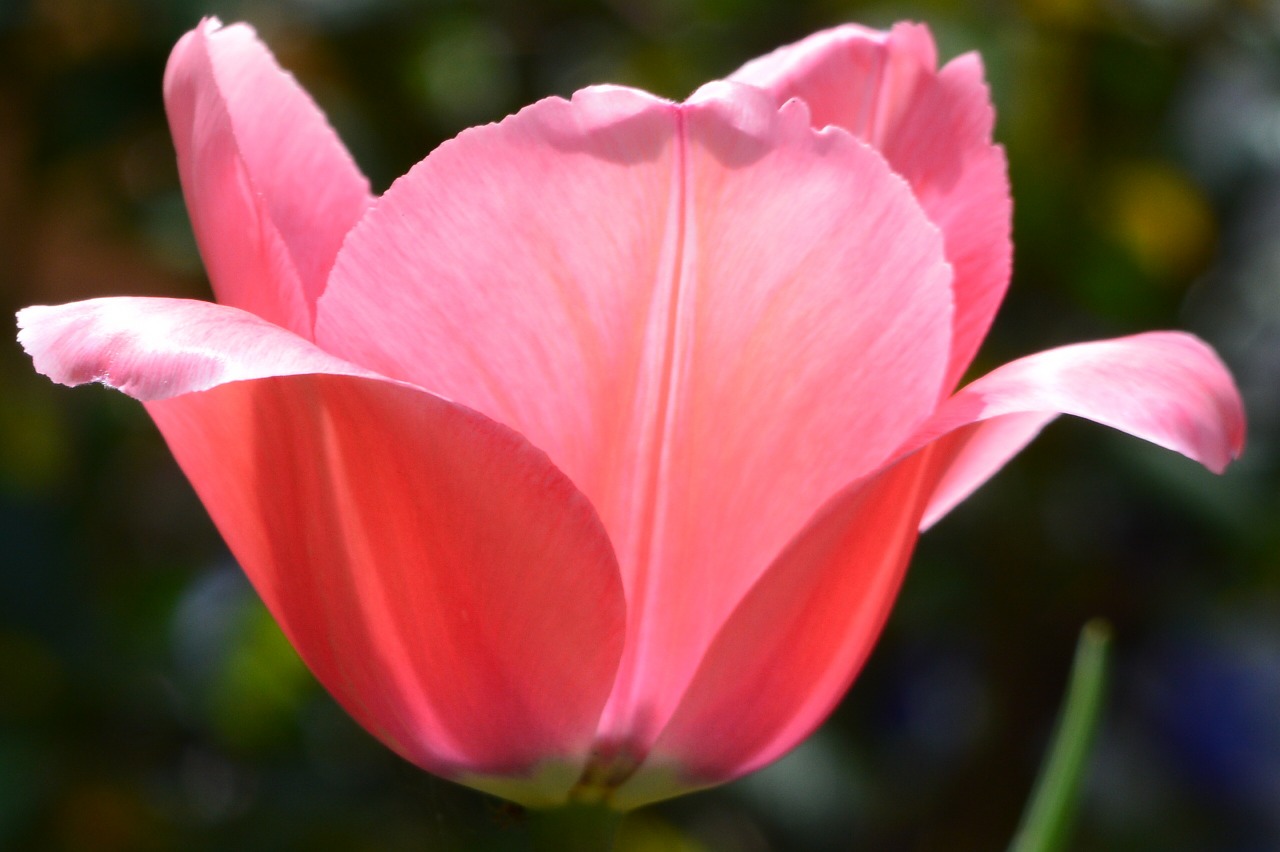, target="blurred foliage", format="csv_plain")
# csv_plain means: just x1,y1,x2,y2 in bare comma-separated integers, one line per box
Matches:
2,0,1279,849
